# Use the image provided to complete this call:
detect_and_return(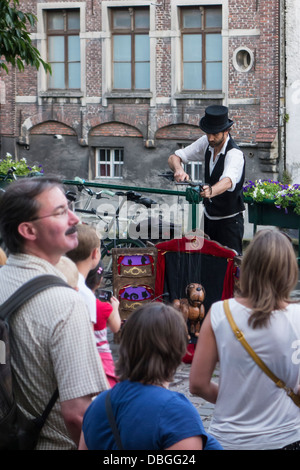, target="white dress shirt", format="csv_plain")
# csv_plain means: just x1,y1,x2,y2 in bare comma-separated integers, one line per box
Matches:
175,134,244,220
